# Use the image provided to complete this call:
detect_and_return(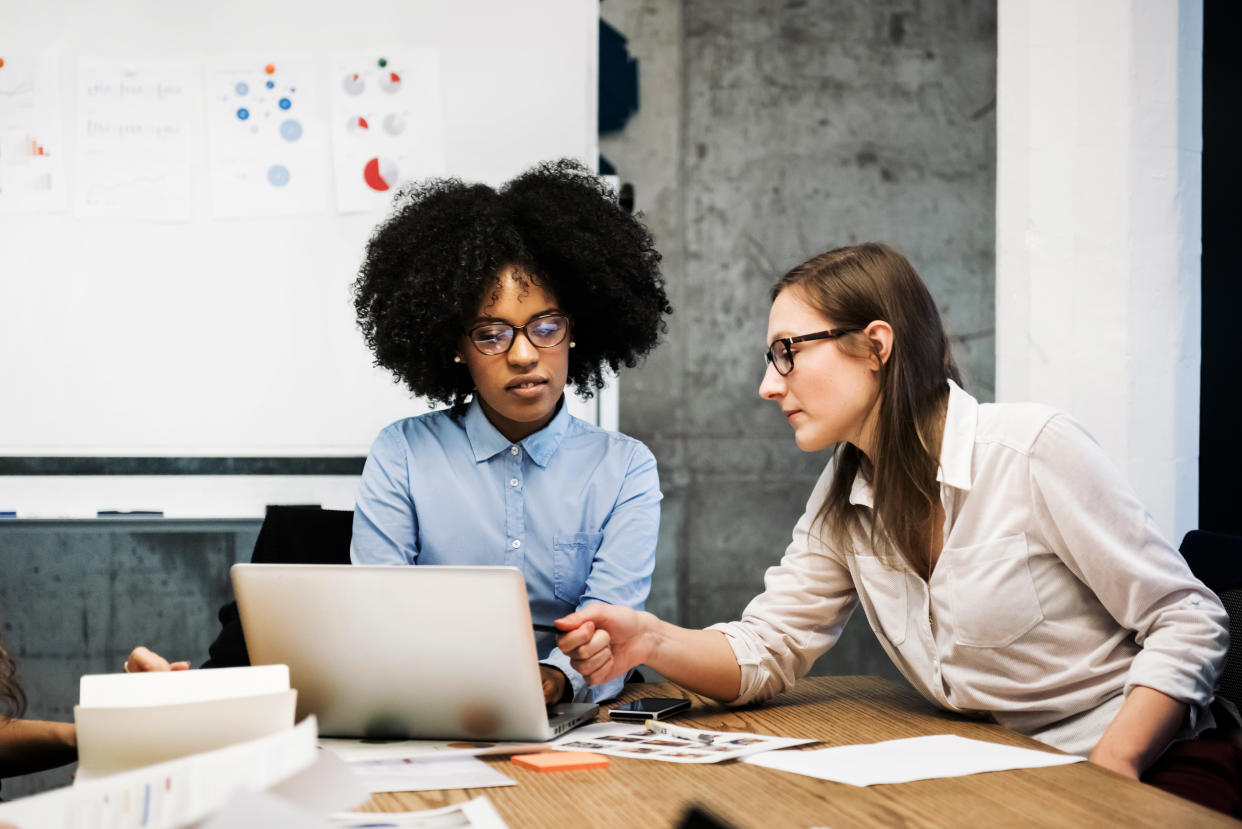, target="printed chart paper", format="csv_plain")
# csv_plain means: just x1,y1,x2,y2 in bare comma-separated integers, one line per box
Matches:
545,720,813,764
207,55,329,217
74,58,194,221
331,50,445,213
0,52,66,213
